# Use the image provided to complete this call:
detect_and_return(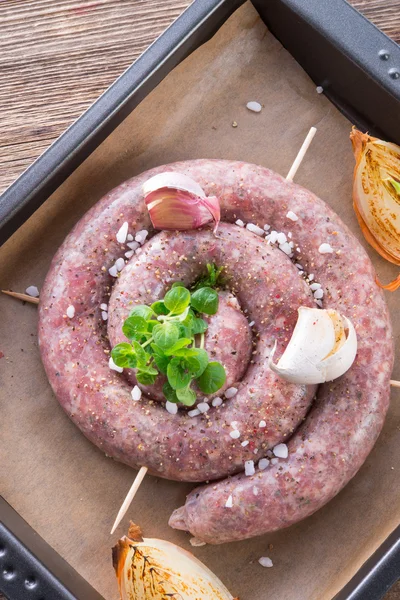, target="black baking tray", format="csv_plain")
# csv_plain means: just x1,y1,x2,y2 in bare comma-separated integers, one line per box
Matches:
1,0,399,598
